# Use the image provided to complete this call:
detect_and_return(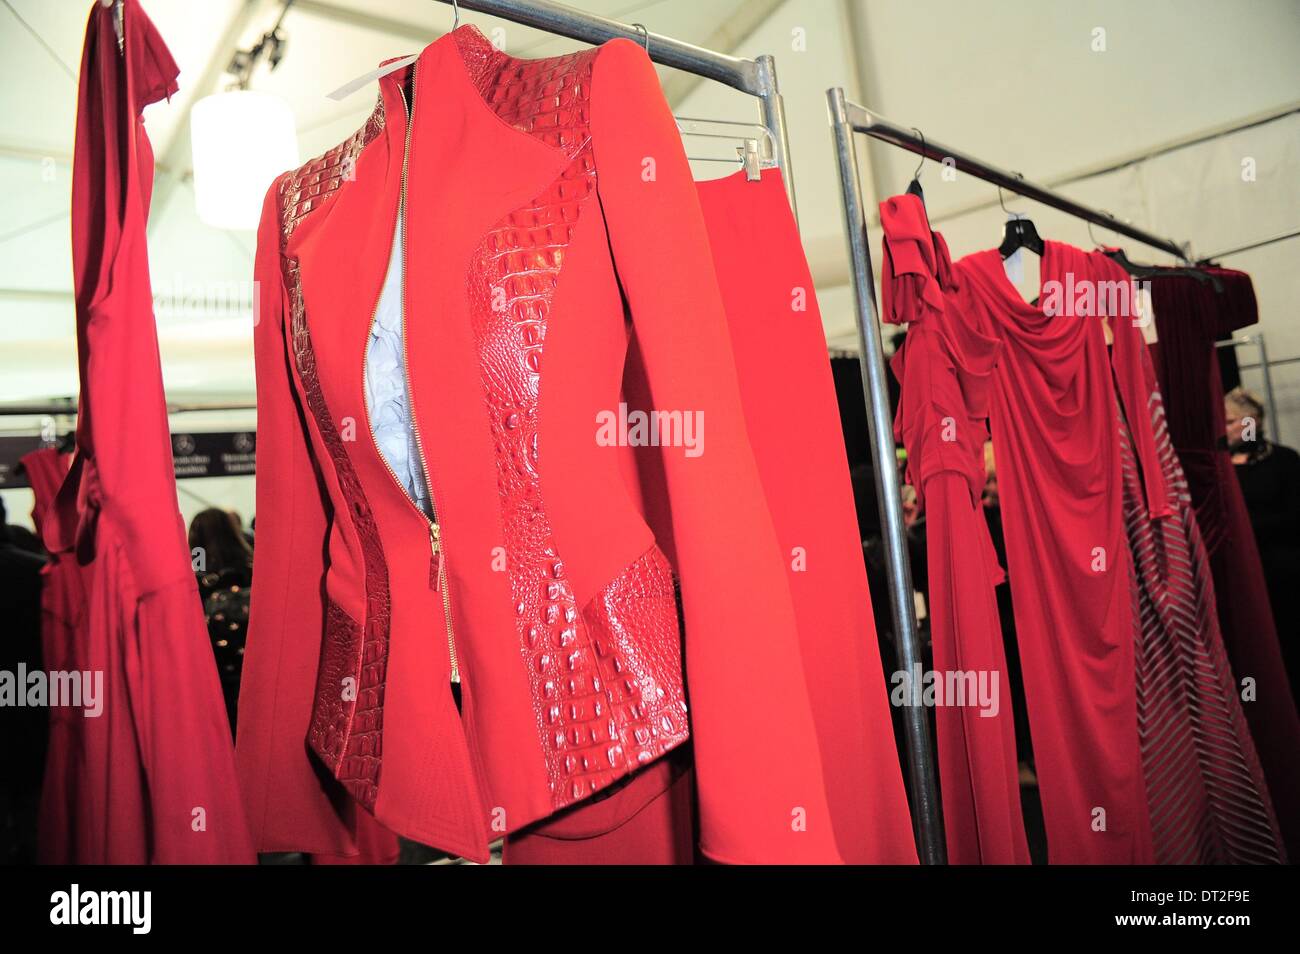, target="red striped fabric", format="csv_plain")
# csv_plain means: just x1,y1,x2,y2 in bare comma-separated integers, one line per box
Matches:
1121,388,1284,864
